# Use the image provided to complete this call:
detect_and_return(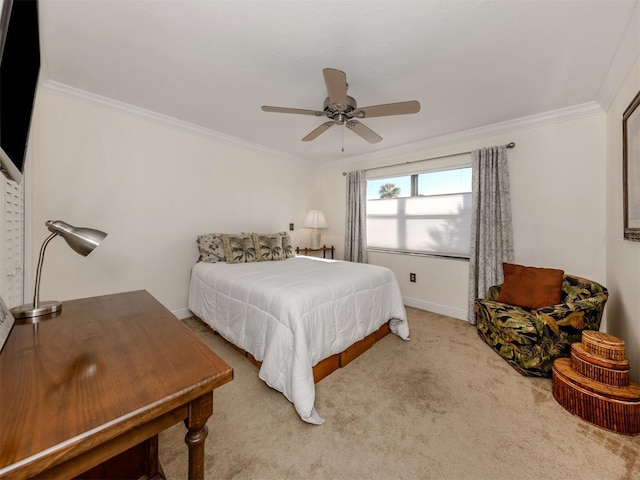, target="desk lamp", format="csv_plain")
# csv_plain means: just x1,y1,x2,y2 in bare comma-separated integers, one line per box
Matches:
11,220,107,320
